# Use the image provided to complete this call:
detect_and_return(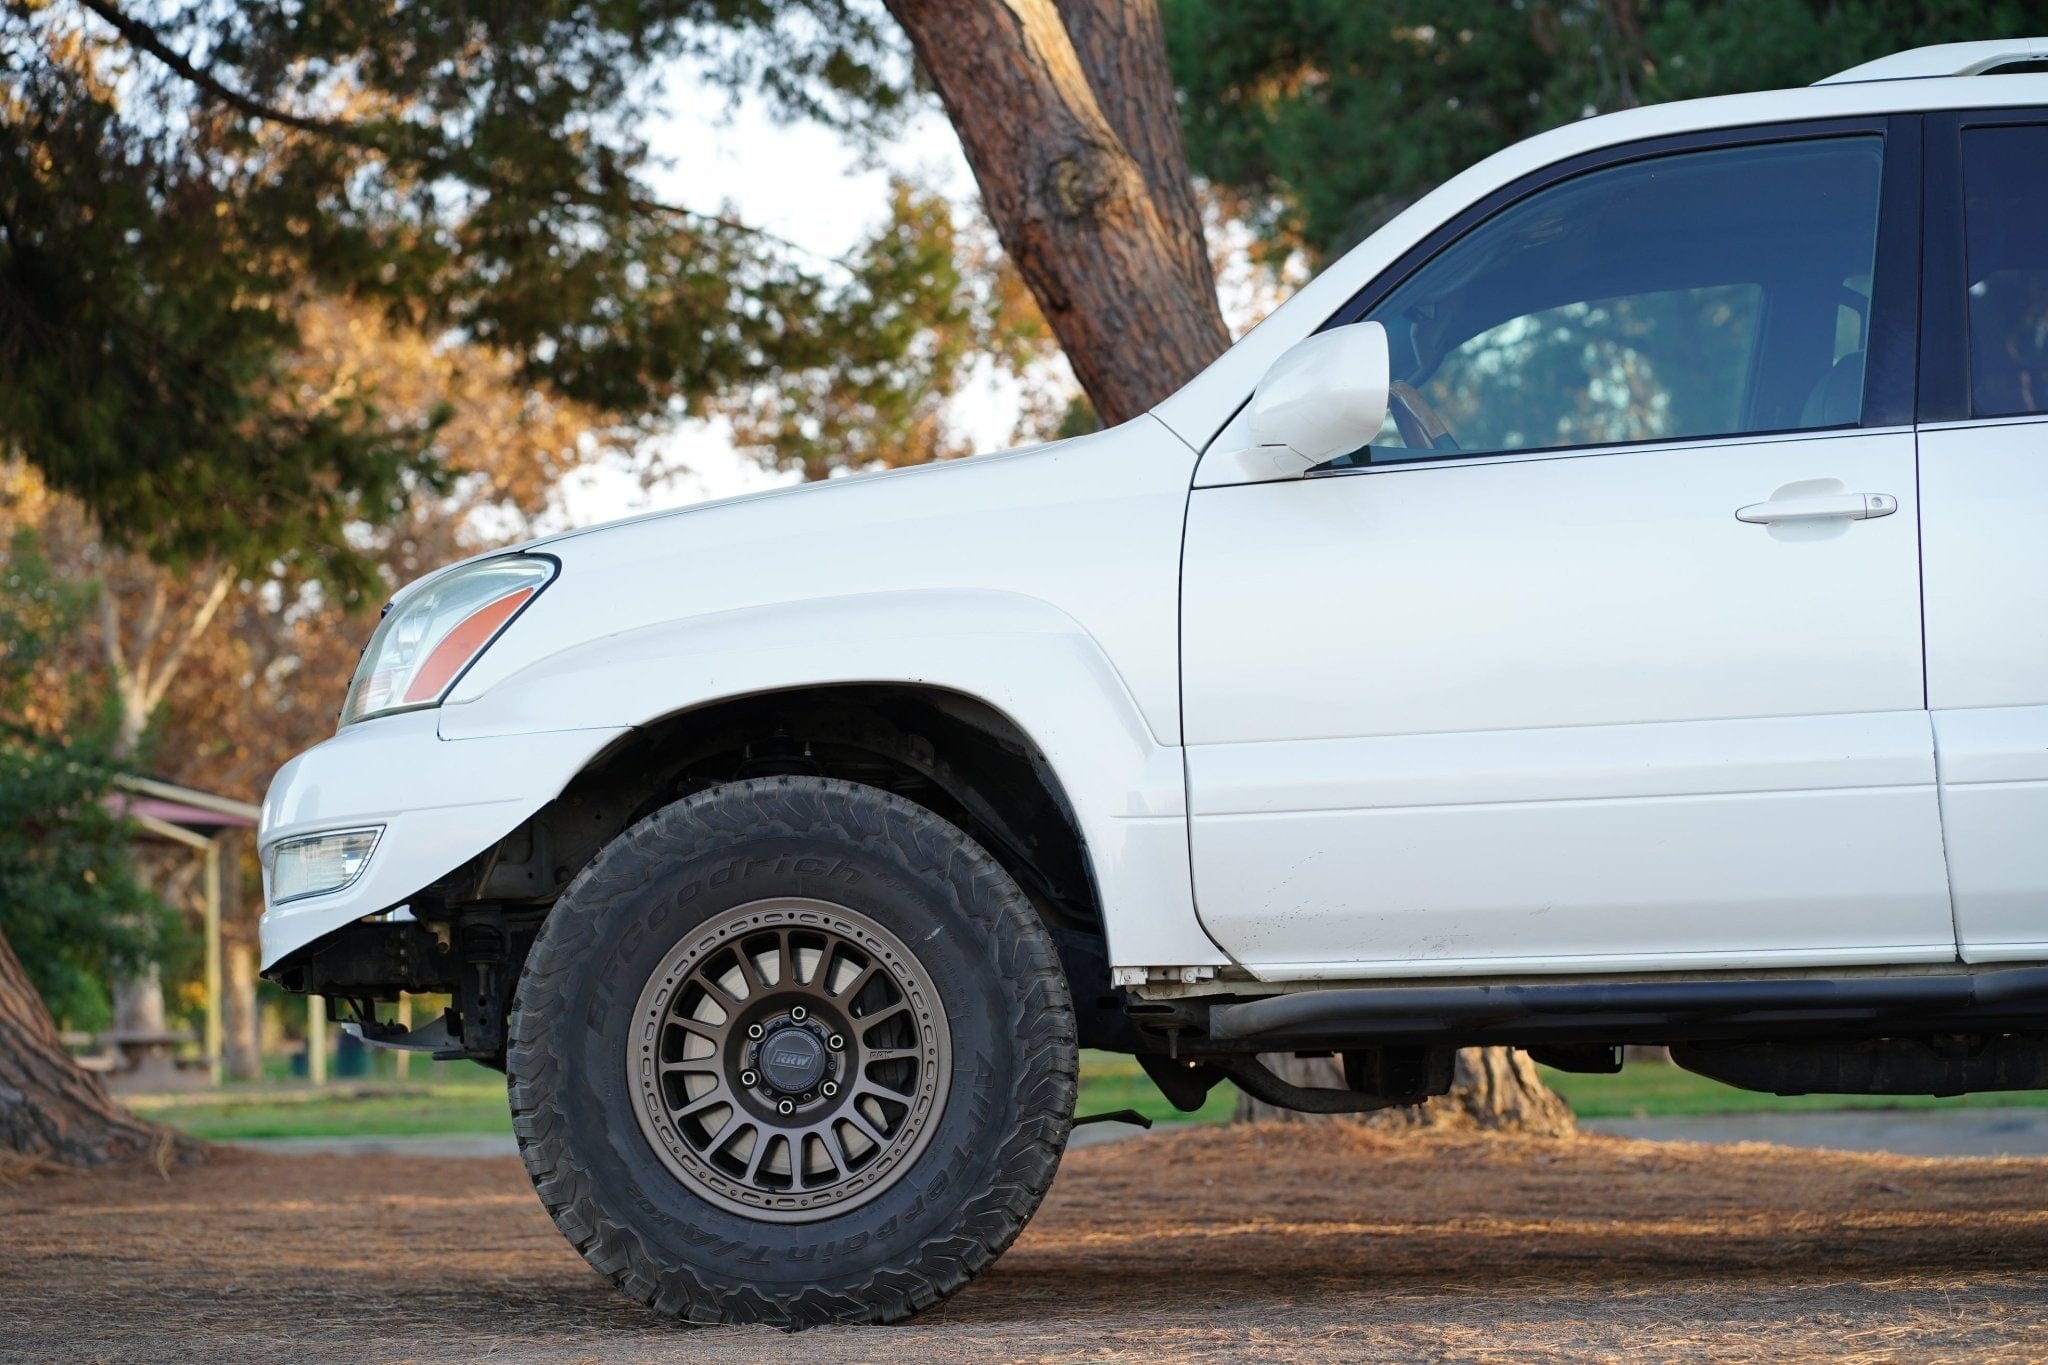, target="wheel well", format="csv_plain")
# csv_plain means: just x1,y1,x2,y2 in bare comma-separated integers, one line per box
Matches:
432,684,1134,1050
